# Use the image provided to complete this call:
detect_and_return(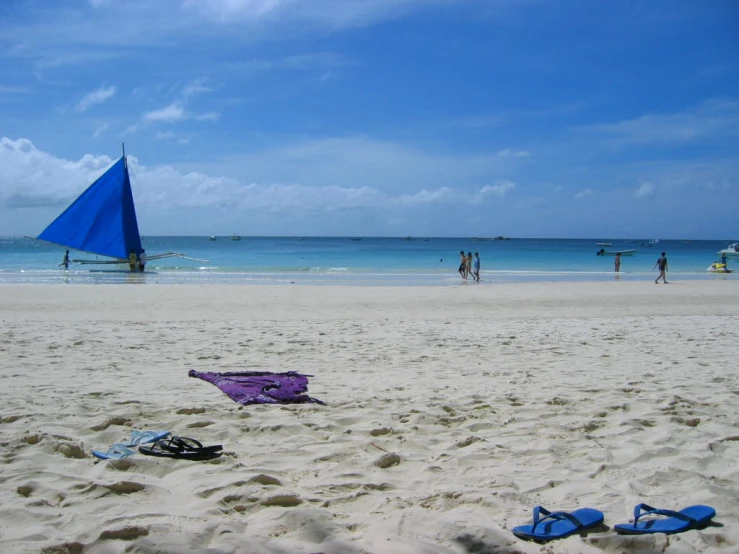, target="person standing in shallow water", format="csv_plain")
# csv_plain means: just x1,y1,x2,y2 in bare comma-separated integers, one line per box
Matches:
60,250,70,269
654,251,668,283
128,250,137,272
472,252,481,281
458,250,467,279
614,253,621,273
138,249,147,272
